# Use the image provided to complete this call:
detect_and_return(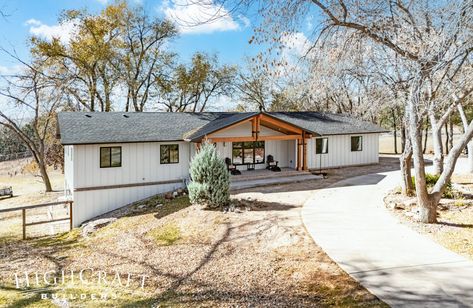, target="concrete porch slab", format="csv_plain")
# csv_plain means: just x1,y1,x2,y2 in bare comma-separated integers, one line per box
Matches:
230,173,322,191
